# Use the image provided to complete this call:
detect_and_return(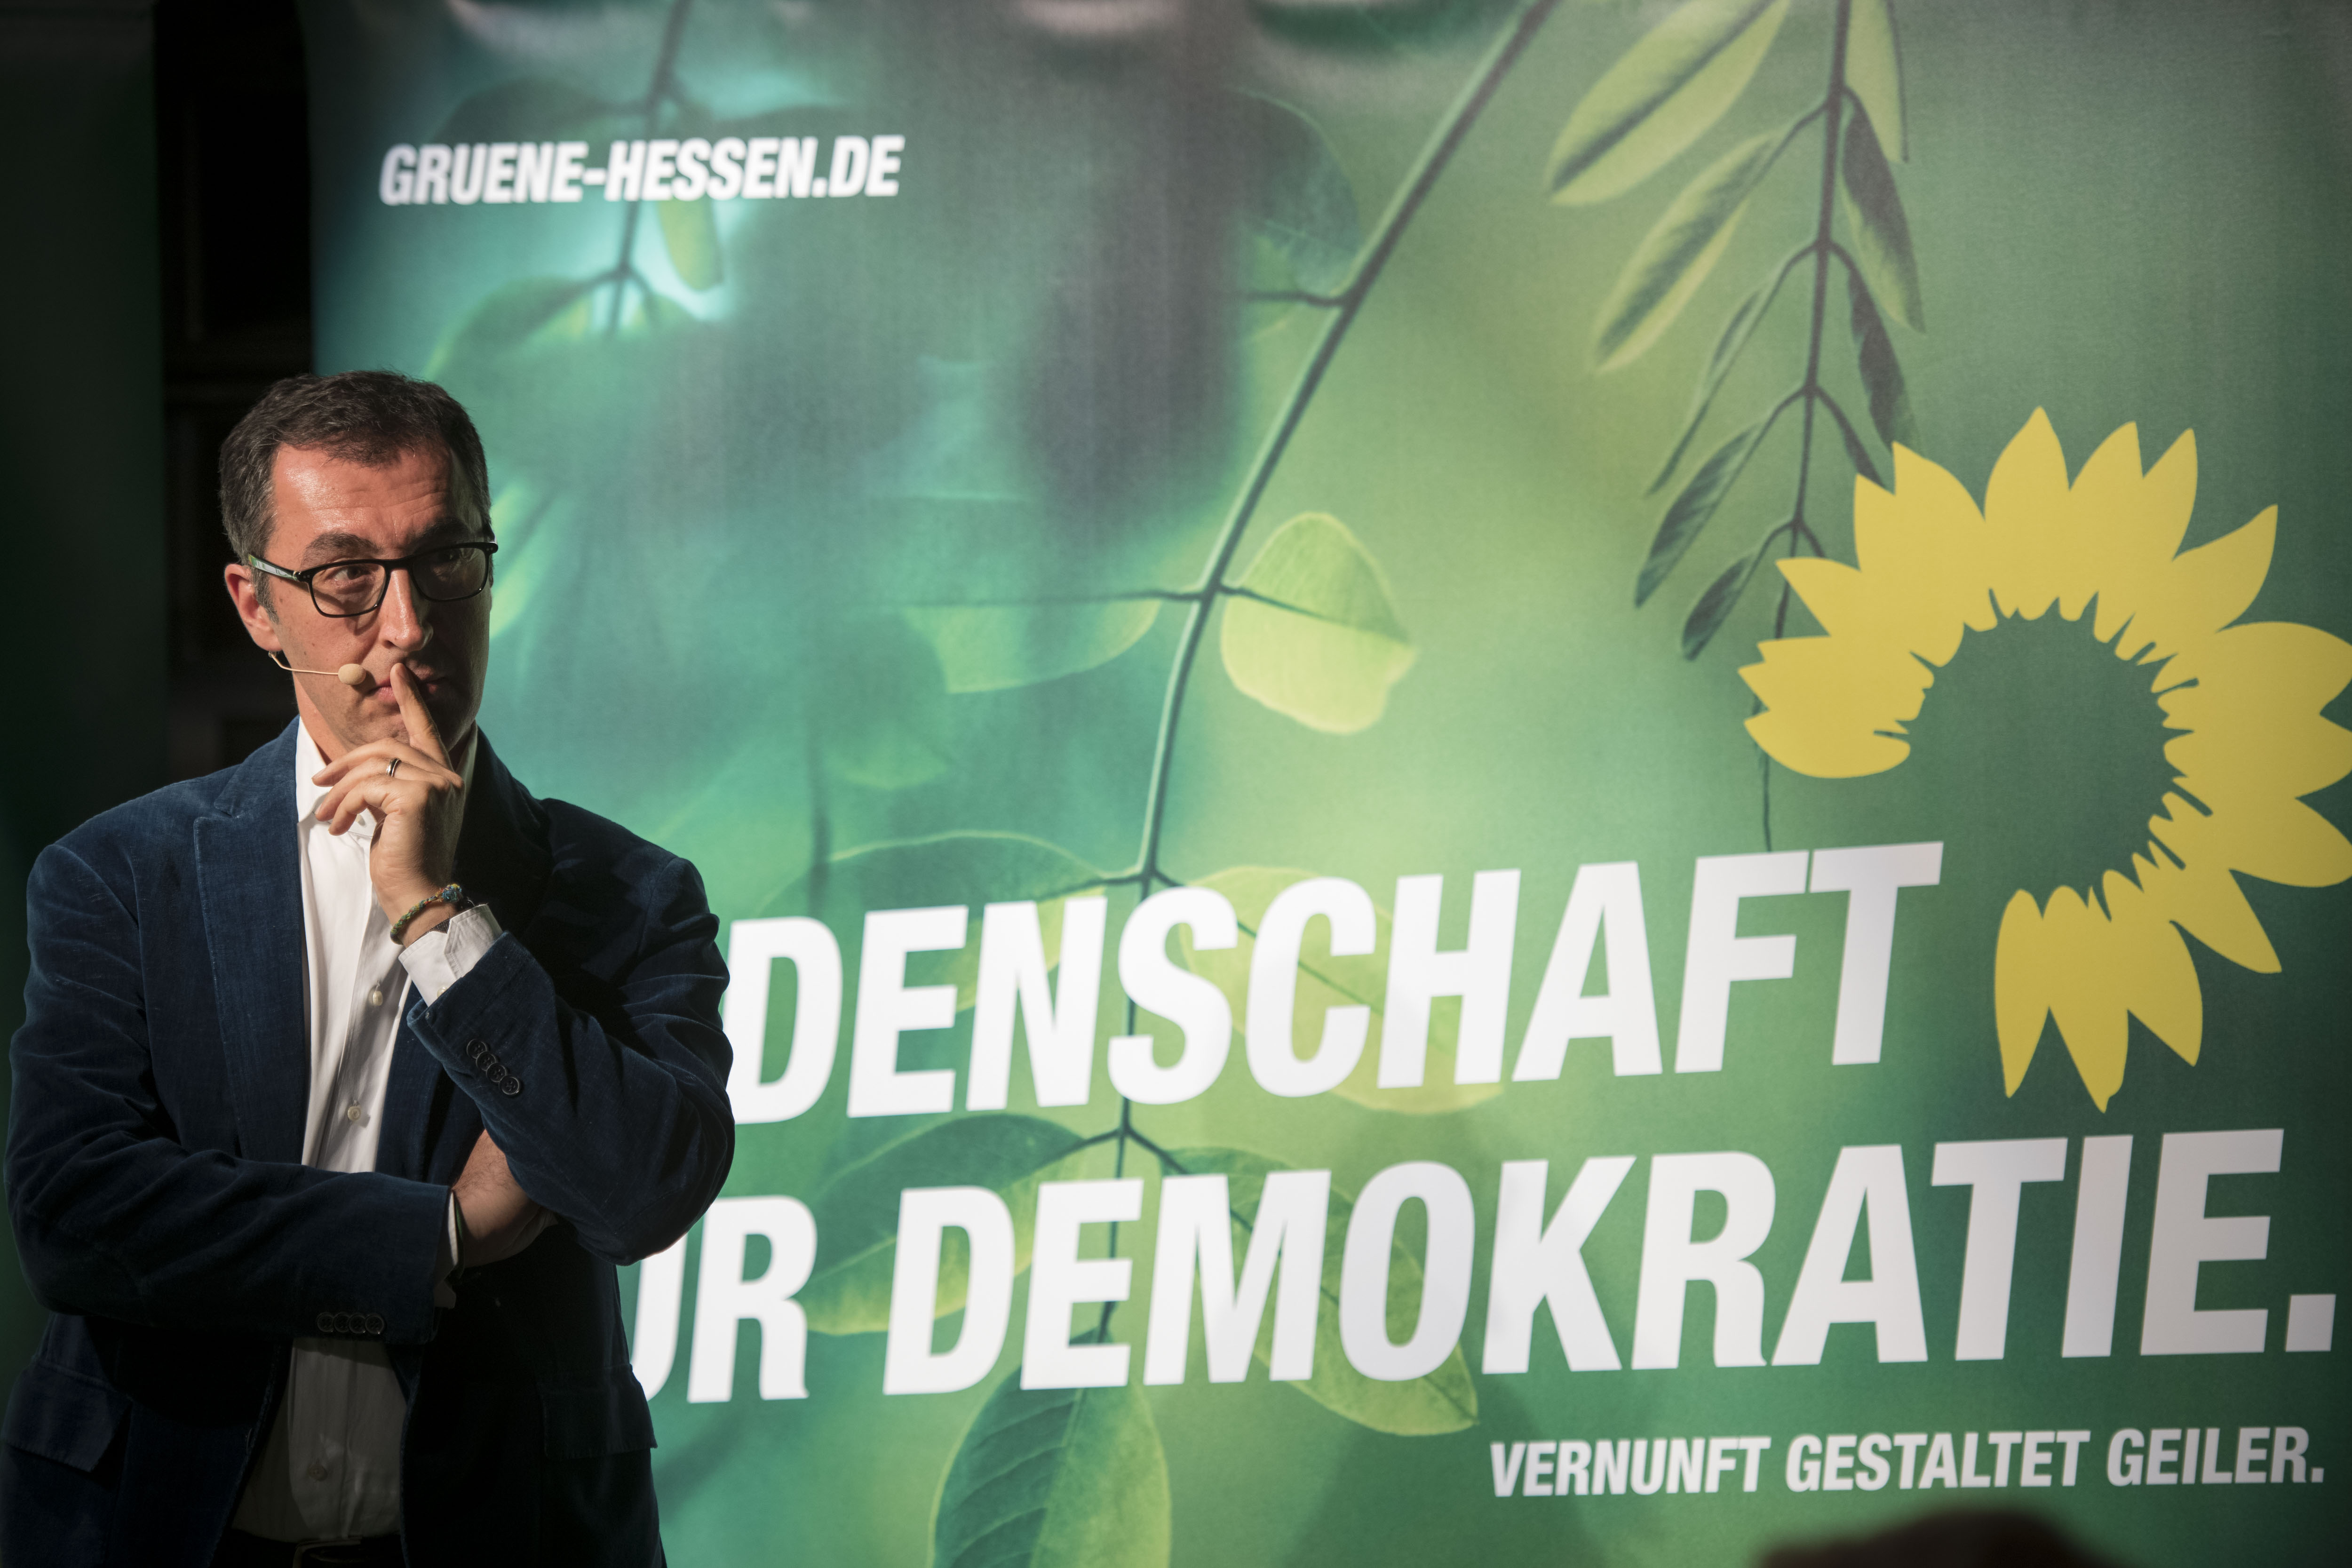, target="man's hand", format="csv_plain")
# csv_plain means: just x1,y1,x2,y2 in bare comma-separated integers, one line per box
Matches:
311,662,468,939
453,1131,554,1269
